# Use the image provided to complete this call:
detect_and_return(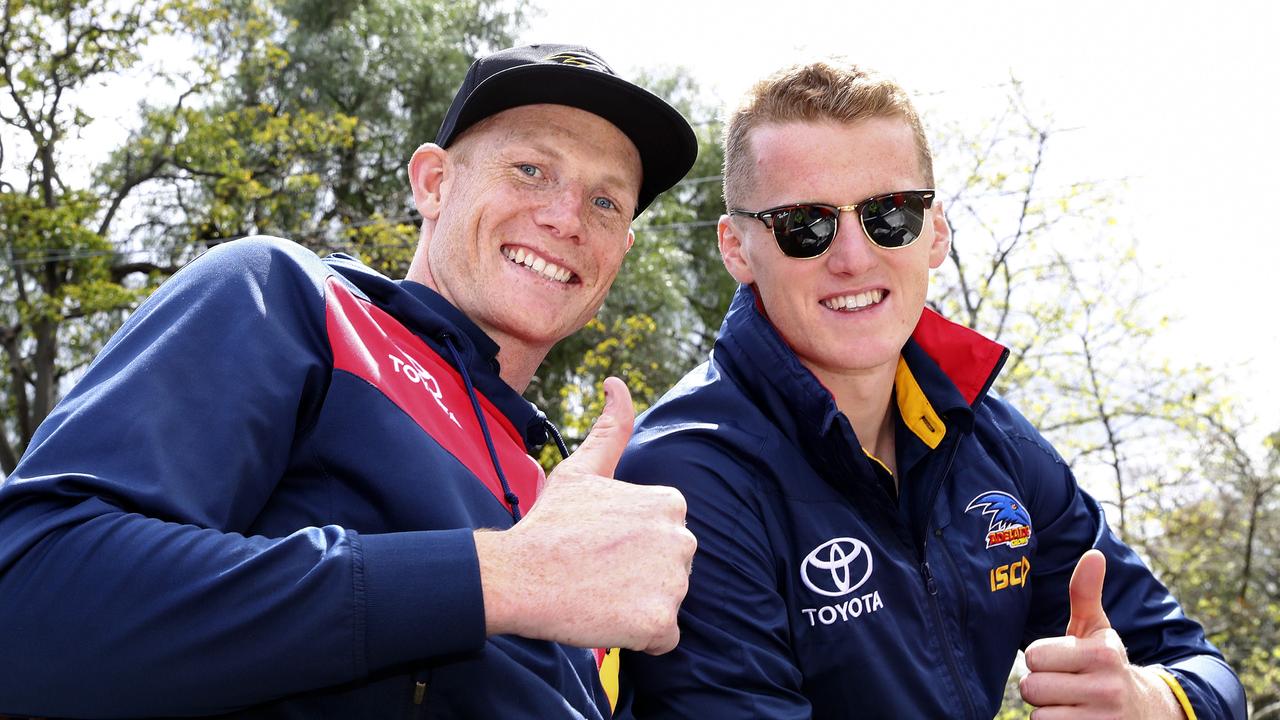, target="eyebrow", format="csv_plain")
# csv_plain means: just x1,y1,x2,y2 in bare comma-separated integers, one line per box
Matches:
510,131,640,202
